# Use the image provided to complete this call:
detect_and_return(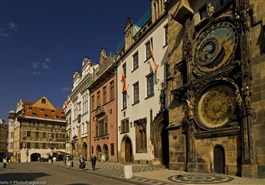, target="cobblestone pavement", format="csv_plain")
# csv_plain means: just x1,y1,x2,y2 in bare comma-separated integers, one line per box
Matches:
54,161,265,185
